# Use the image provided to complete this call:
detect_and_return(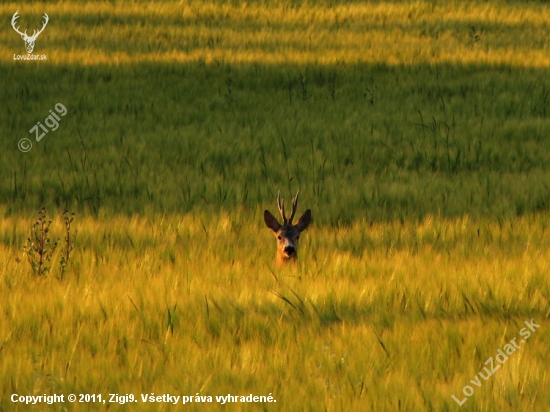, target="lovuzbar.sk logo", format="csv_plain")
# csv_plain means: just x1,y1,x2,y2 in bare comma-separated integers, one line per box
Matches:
11,10,48,61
